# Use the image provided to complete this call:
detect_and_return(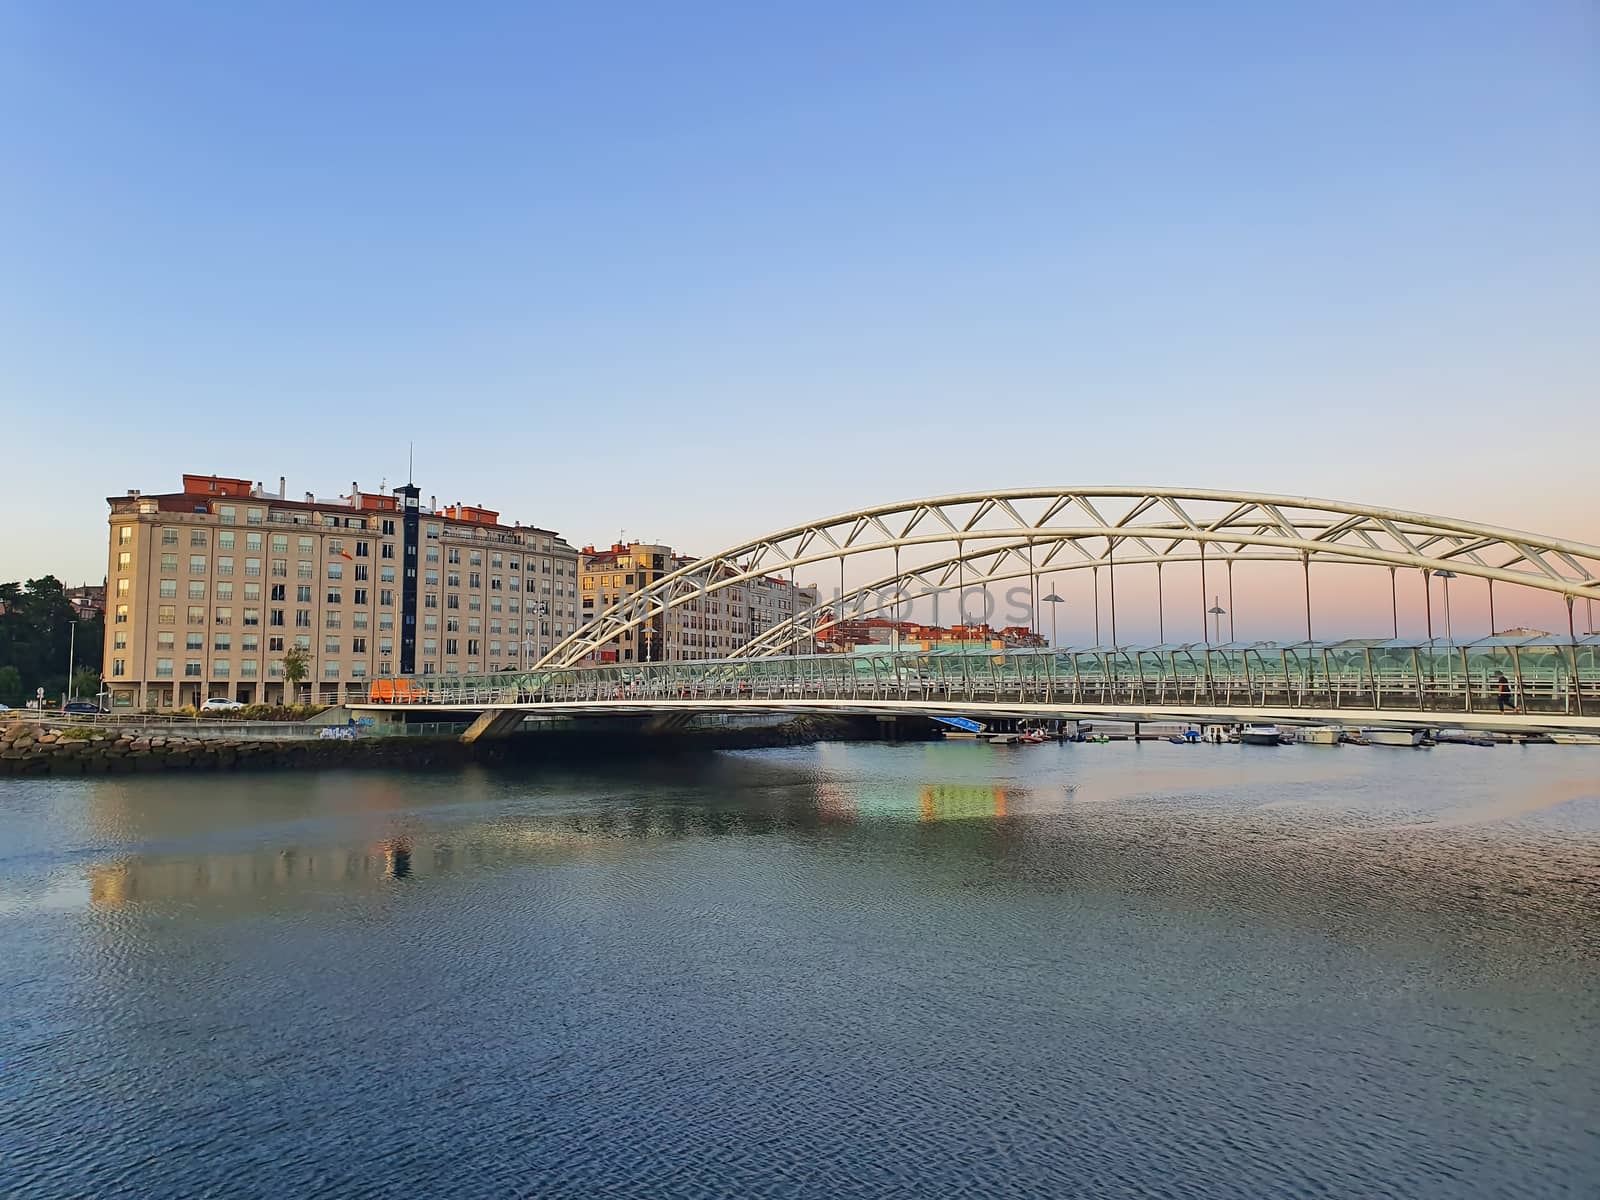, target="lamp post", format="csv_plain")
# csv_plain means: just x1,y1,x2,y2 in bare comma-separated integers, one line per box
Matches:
1207,597,1226,645
66,619,78,702
1041,585,1064,648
